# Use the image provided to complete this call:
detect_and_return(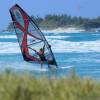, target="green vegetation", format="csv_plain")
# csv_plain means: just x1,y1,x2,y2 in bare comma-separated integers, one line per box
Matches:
7,14,100,31
0,71,100,100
